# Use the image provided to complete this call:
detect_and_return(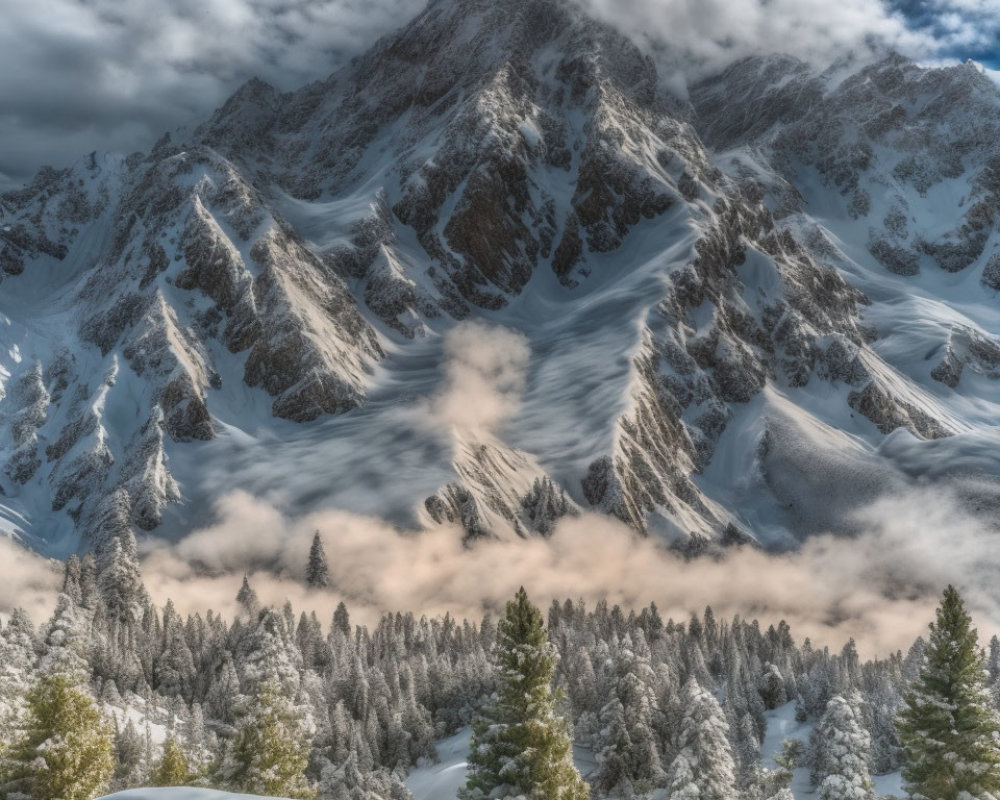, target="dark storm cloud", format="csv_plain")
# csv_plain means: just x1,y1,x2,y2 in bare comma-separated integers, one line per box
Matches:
0,0,427,191
0,0,996,192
